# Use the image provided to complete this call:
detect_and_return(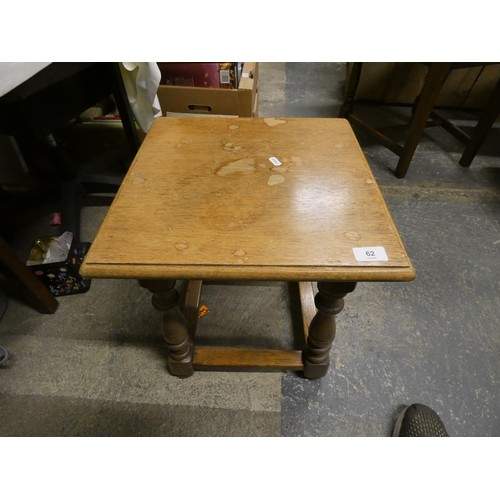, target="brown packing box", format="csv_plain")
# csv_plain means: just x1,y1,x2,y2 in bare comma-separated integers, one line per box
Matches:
157,62,258,117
